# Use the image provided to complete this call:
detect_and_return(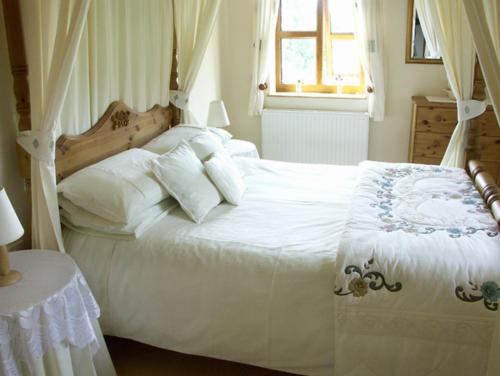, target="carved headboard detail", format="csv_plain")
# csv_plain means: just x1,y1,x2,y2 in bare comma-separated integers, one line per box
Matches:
55,101,176,182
